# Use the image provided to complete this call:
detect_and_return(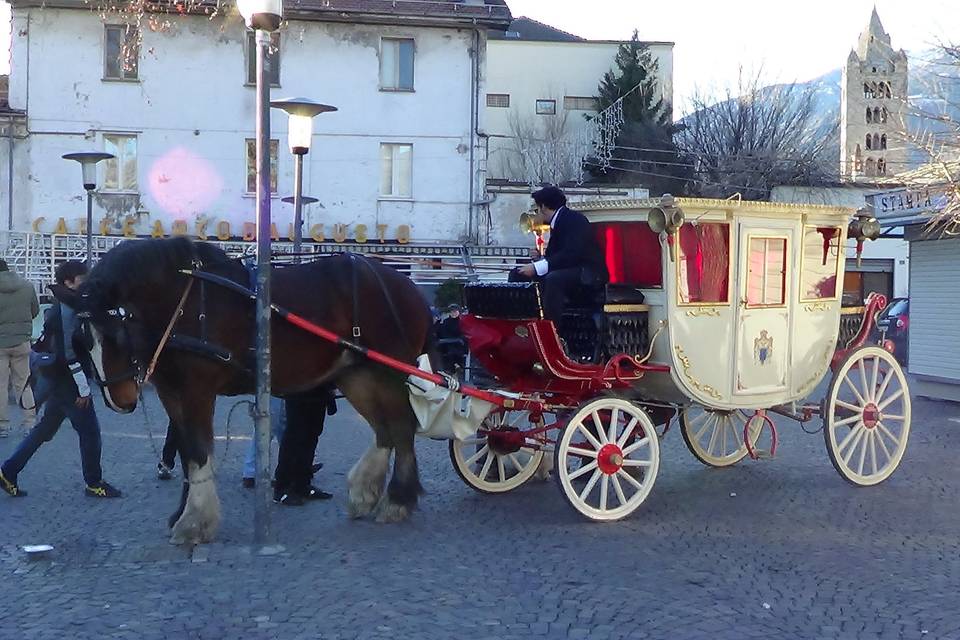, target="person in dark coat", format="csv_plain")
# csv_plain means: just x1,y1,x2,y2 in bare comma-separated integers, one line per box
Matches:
435,304,467,374
510,186,608,321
